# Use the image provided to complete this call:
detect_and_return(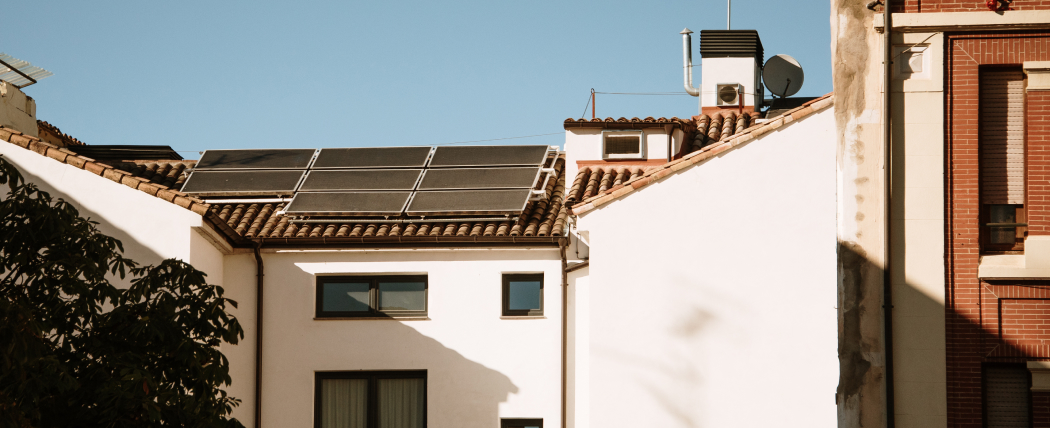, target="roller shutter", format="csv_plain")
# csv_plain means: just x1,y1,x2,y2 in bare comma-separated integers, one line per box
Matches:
980,69,1026,205
984,365,1031,428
